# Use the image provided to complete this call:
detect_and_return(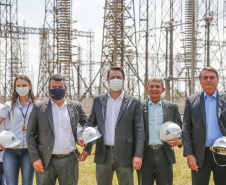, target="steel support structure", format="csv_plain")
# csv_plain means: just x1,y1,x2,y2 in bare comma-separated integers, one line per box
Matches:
37,0,75,99
0,0,23,102
138,0,156,99
99,0,141,97
87,30,95,97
